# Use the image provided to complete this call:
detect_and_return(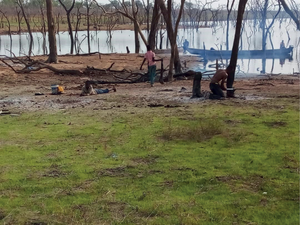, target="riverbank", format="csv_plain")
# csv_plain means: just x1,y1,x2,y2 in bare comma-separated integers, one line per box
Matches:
0,53,298,113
